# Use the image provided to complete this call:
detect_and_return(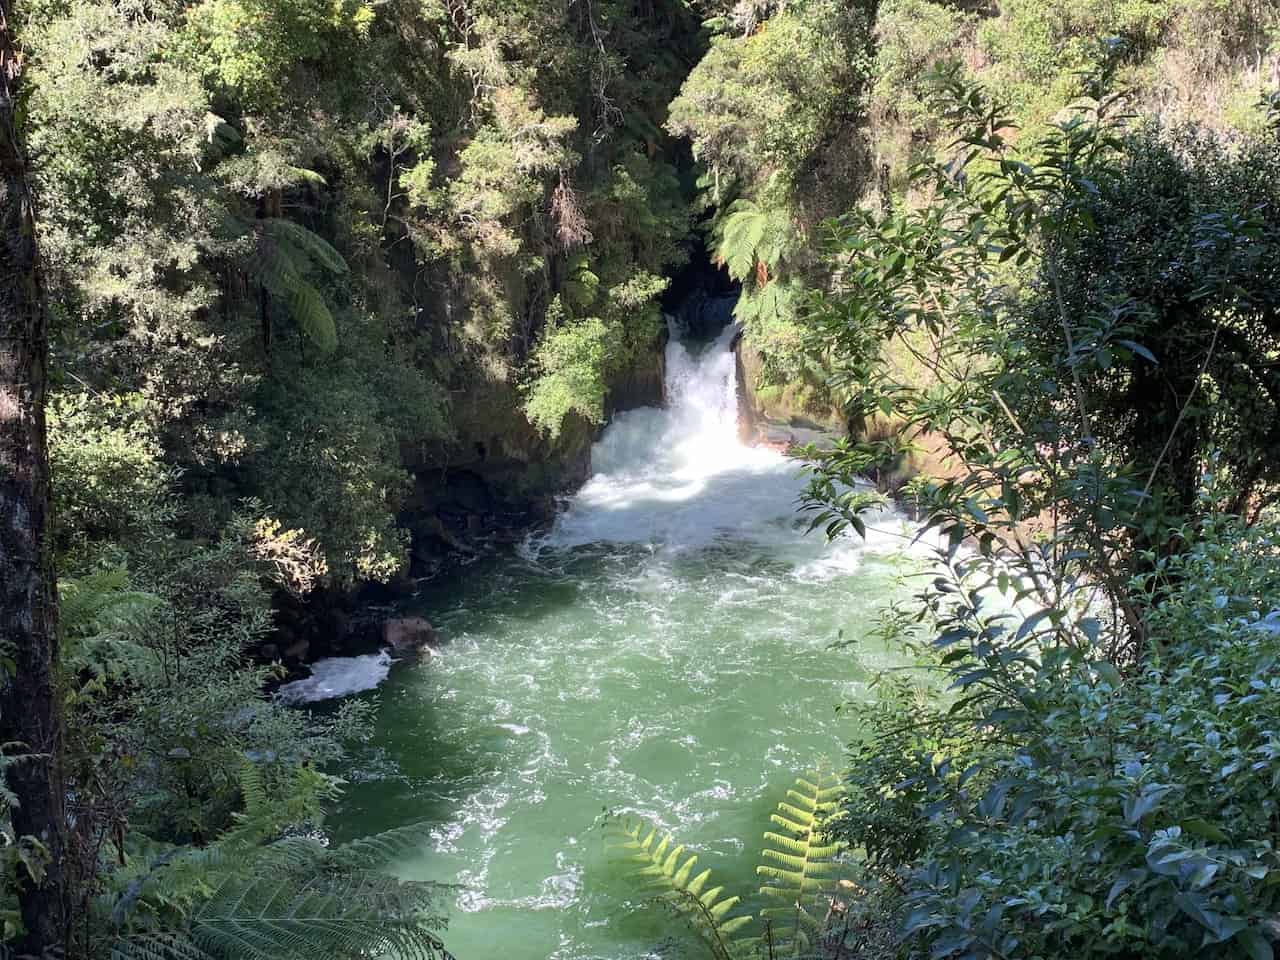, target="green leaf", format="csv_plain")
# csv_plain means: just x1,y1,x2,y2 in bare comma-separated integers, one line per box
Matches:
1179,819,1229,844
1236,929,1274,960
